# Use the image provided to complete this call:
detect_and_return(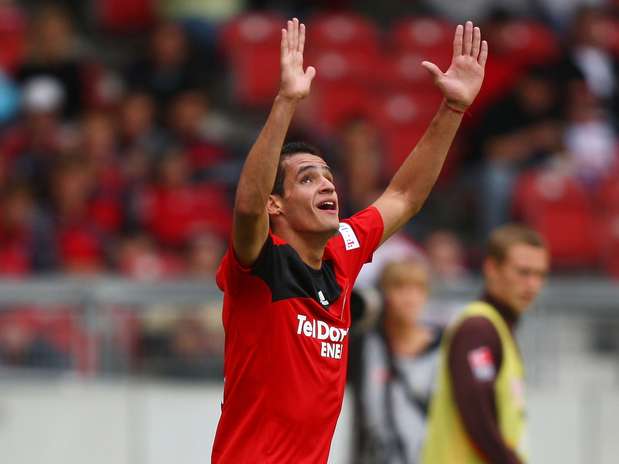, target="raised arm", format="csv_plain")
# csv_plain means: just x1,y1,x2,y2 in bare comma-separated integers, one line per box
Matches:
373,21,487,243
232,18,316,266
